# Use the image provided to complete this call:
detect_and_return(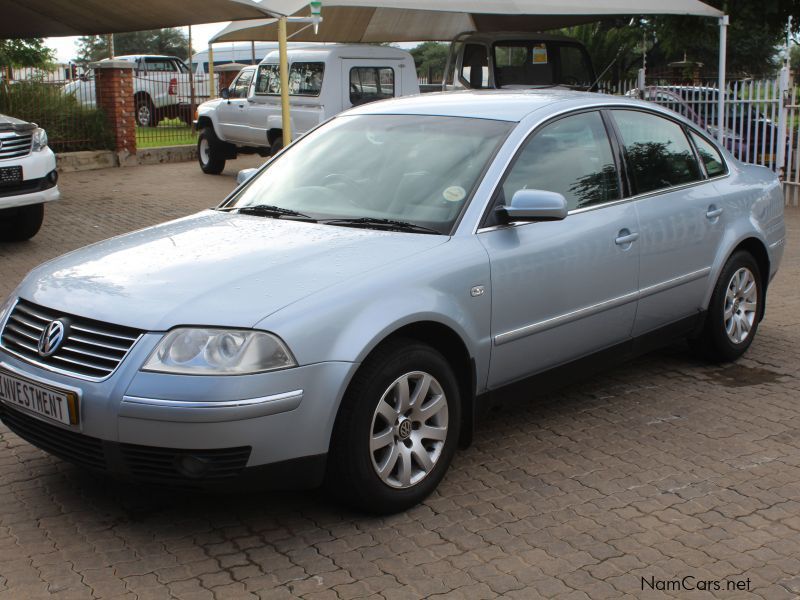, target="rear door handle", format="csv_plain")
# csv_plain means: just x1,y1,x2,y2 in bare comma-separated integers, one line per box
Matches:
615,231,639,246
706,206,724,219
